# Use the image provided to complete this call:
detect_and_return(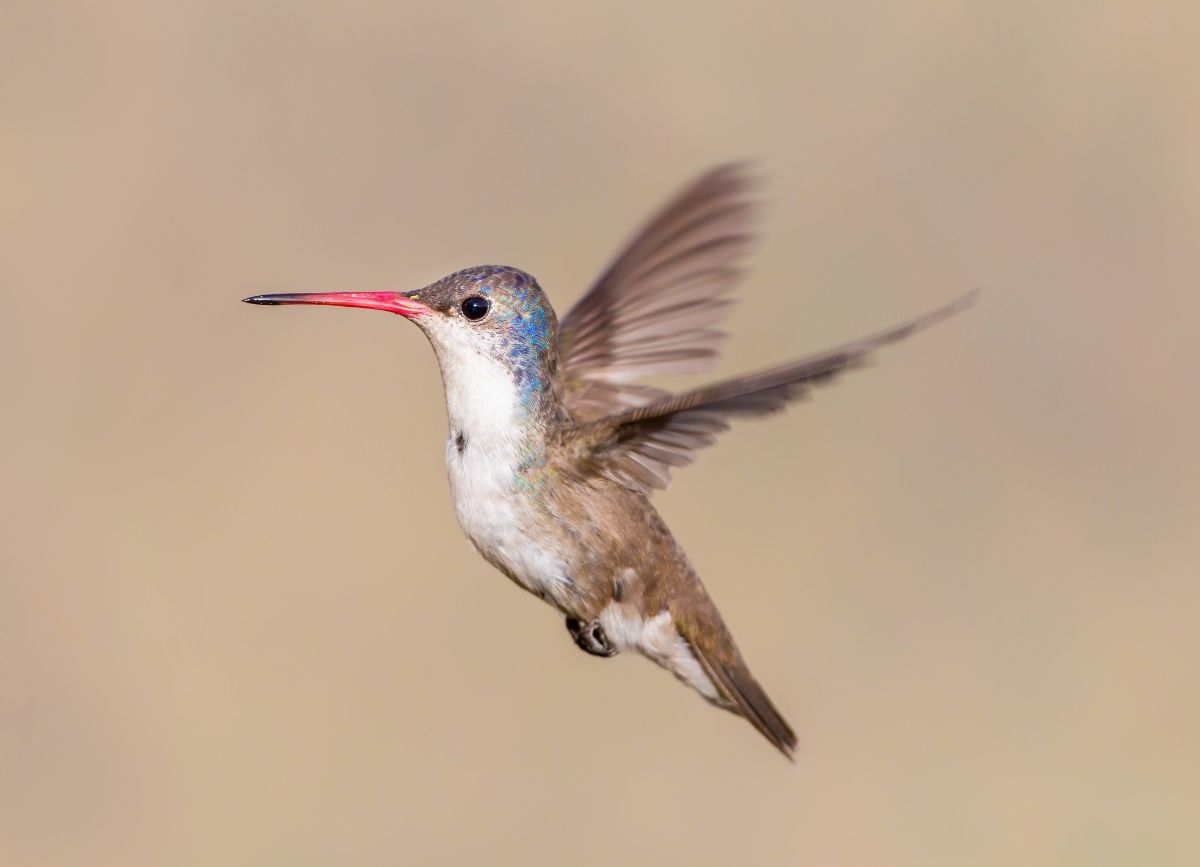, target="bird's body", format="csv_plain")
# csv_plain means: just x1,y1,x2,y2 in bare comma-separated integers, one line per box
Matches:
246,165,972,758
424,263,778,738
